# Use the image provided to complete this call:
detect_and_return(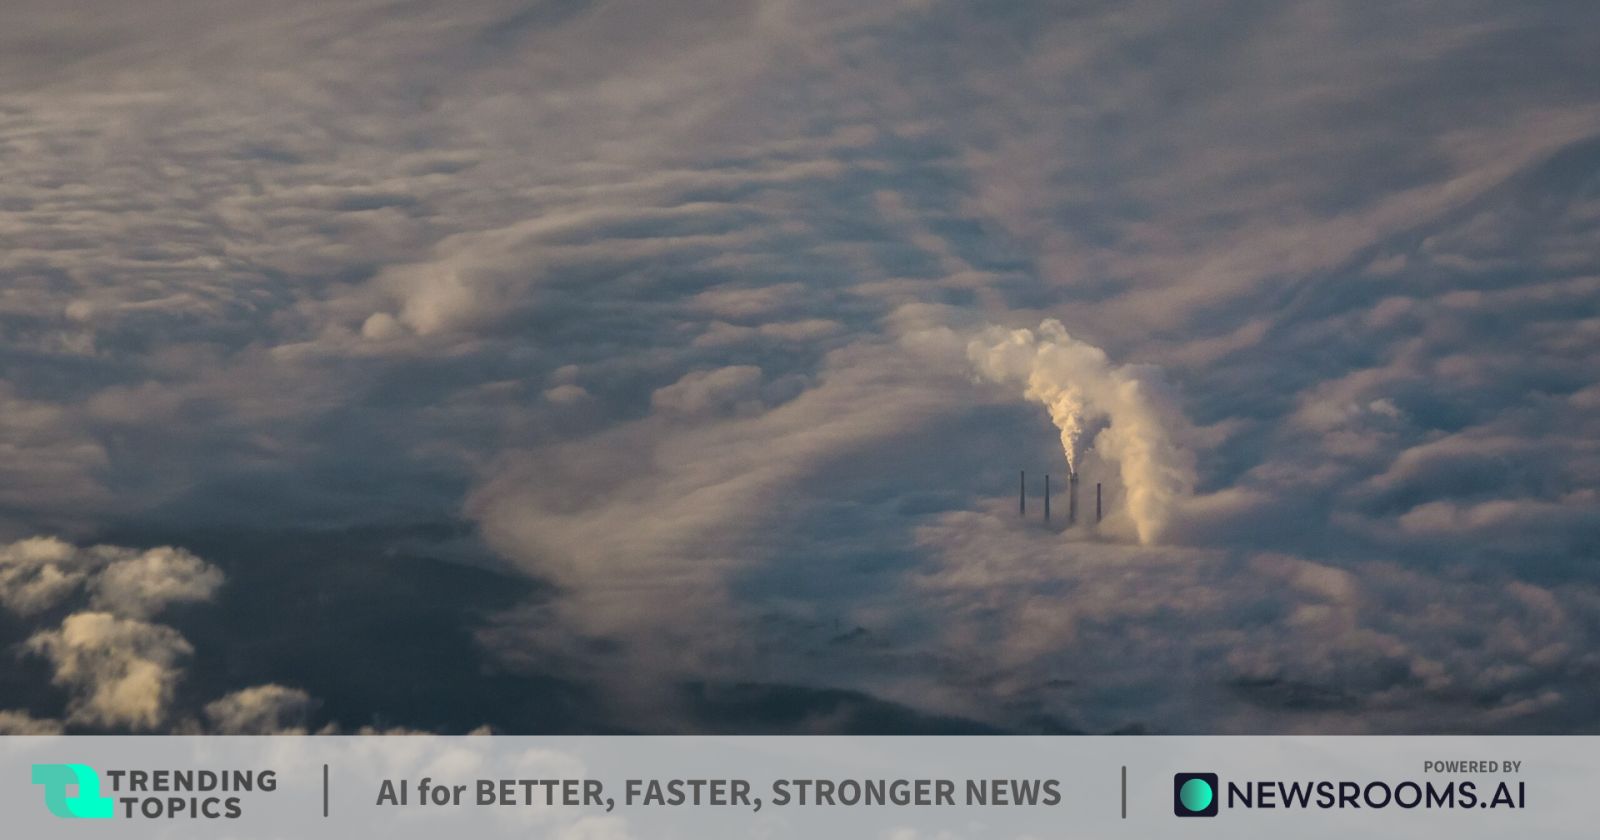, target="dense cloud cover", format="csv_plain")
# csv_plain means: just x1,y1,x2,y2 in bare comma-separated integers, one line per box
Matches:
2,0,1598,733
